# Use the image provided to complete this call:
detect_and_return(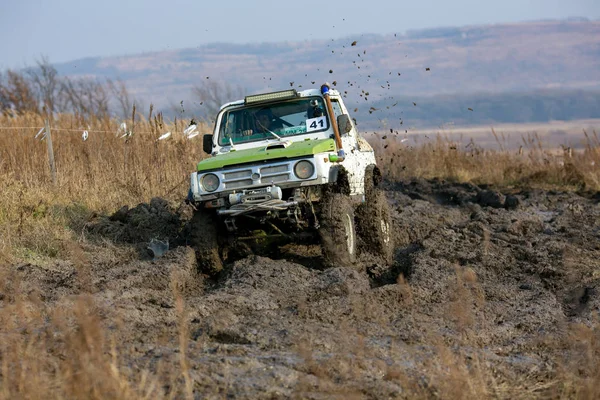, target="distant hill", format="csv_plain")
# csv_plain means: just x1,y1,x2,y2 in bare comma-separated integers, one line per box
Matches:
54,19,600,129
363,89,600,130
